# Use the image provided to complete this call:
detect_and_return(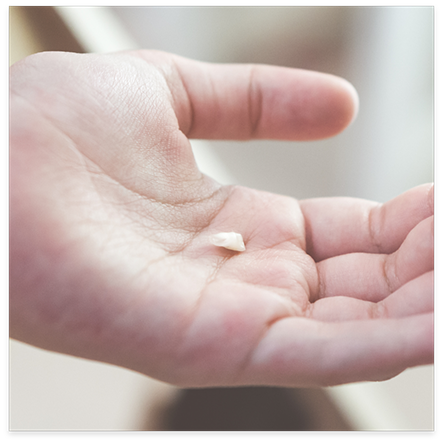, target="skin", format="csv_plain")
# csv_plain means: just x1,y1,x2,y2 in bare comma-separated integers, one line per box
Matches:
9,50,433,388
